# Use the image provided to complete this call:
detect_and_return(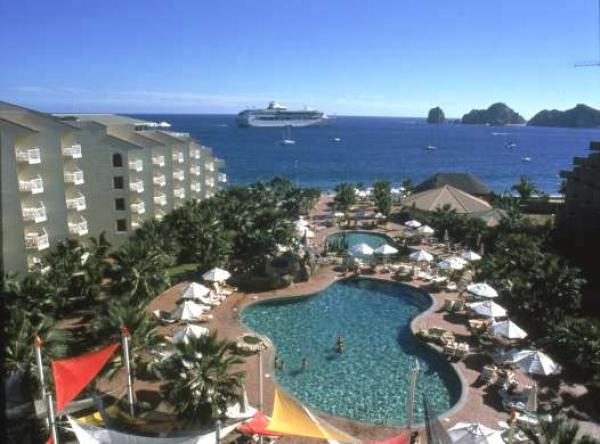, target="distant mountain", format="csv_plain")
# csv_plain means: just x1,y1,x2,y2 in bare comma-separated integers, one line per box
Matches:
427,107,446,123
462,103,525,125
528,104,600,128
